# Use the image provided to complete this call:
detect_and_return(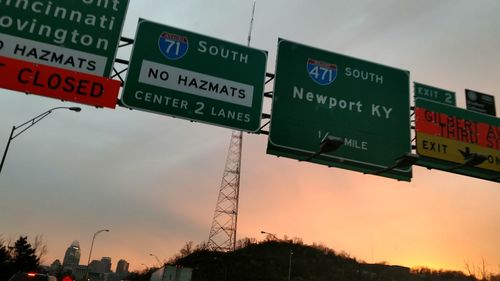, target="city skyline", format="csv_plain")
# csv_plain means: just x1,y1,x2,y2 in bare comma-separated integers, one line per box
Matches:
1,0,499,274
46,239,130,281
52,240,129,272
